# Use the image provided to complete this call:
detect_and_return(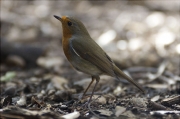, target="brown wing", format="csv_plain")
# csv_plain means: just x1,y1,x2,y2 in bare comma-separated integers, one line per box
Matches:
71,37,145,93
70,37,115,76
